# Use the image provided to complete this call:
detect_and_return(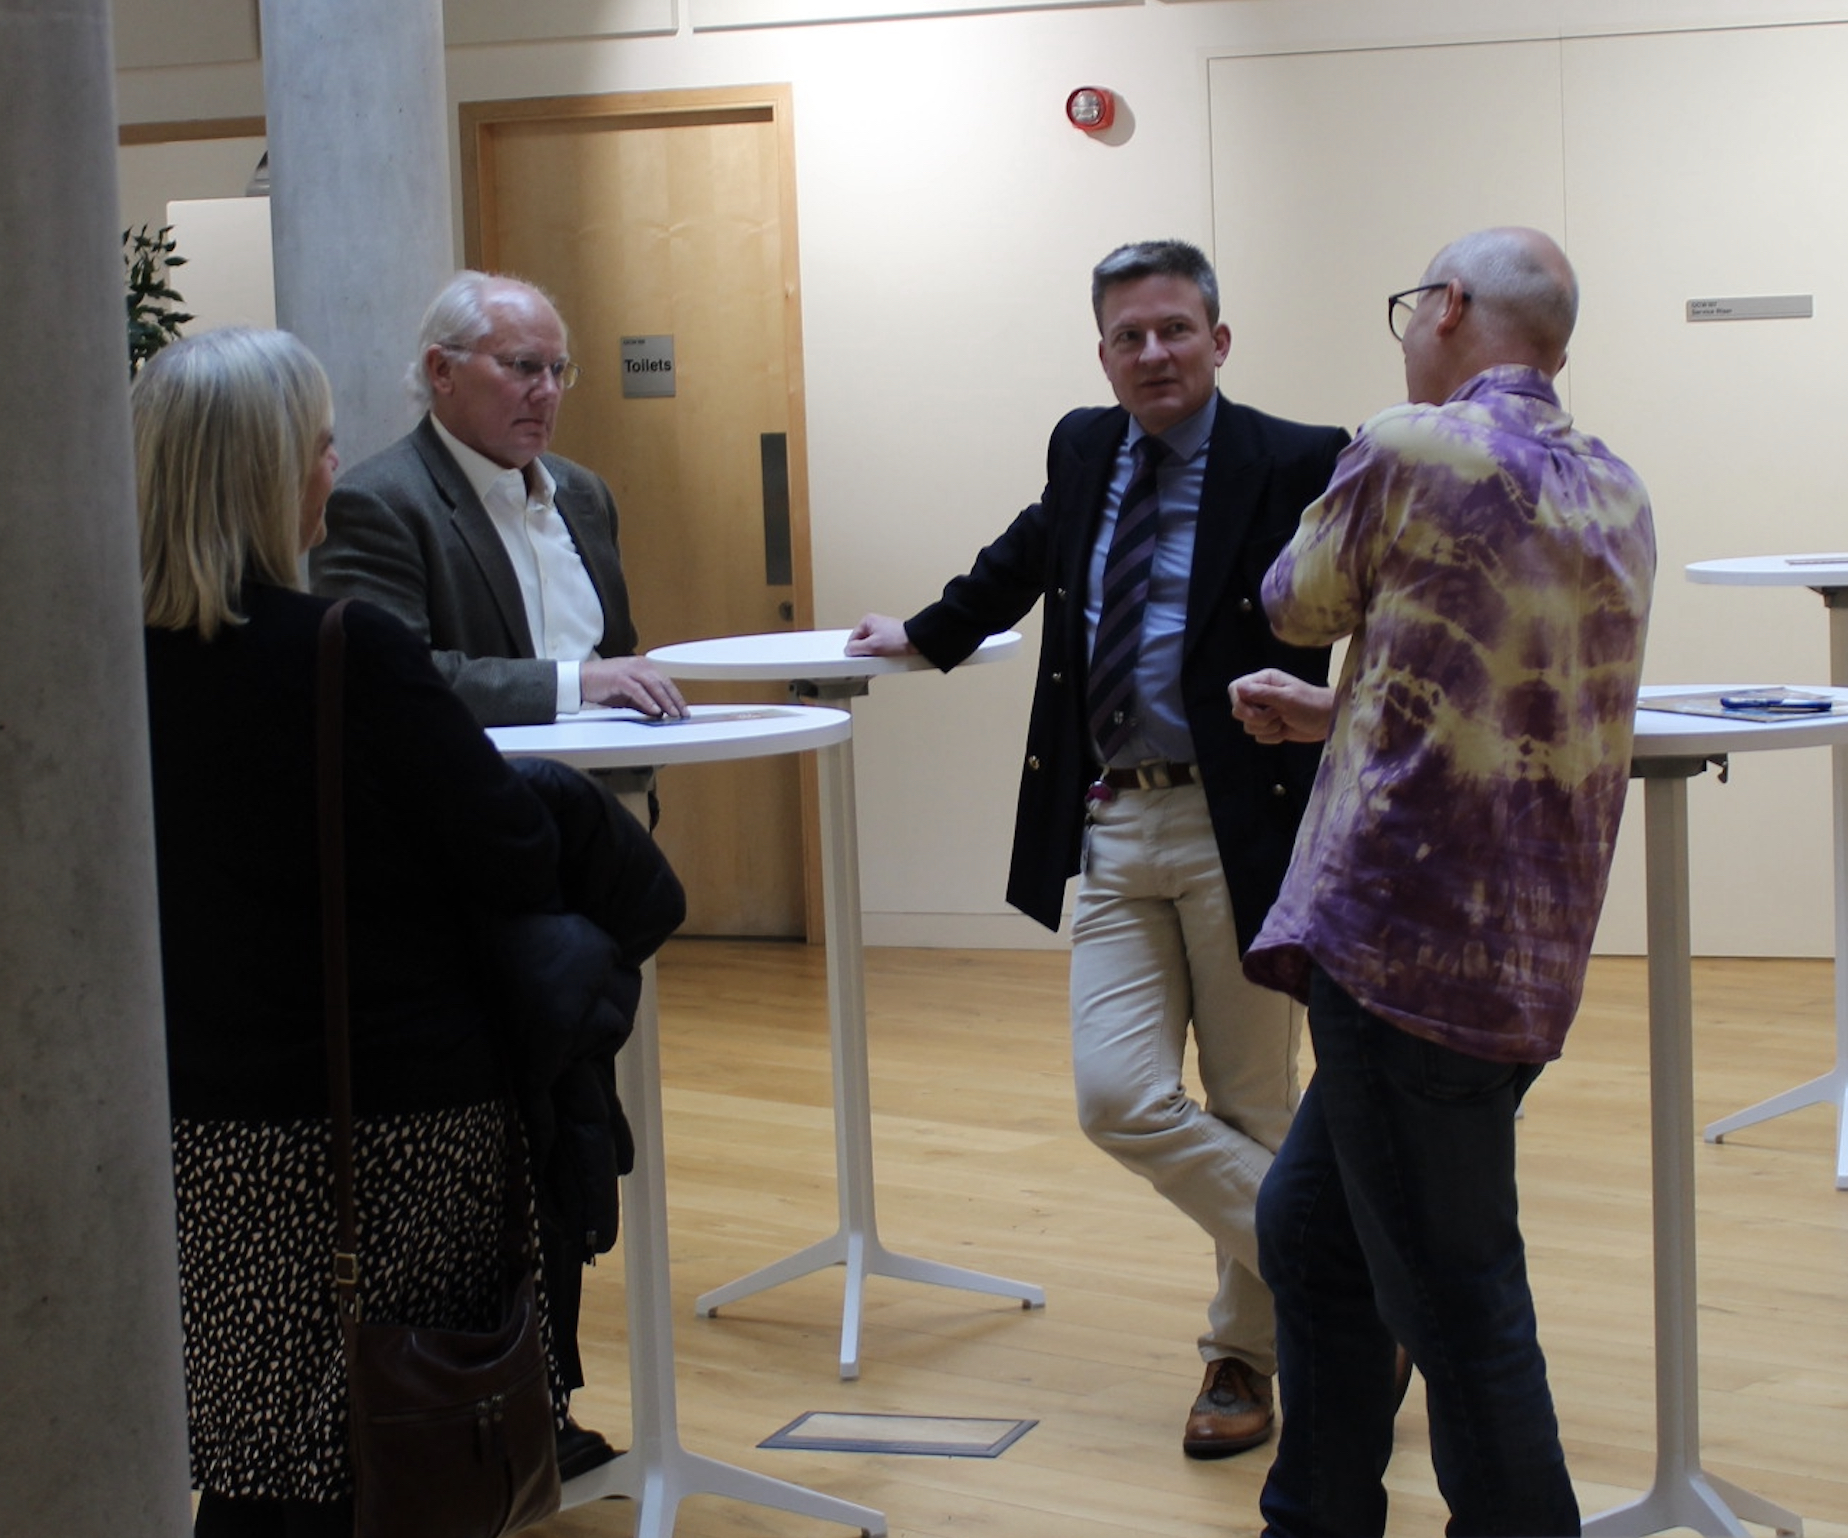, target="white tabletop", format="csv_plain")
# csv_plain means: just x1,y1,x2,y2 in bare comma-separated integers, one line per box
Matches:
1634,684,1848,759
647,628,1021,682
487,702,851,770
1687,553,1848,588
